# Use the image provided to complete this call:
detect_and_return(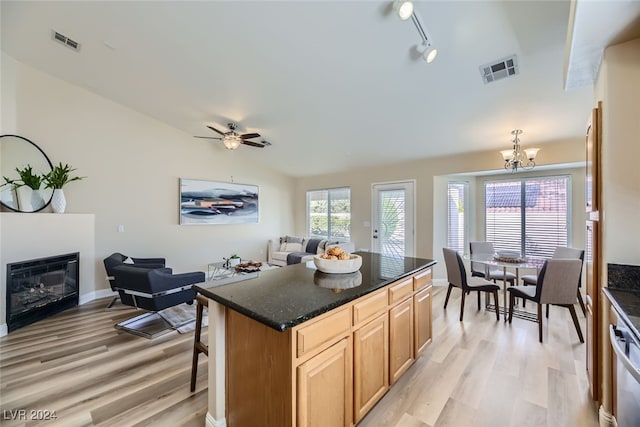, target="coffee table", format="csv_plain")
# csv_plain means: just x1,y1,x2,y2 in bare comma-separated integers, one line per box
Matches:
207,261,242,280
